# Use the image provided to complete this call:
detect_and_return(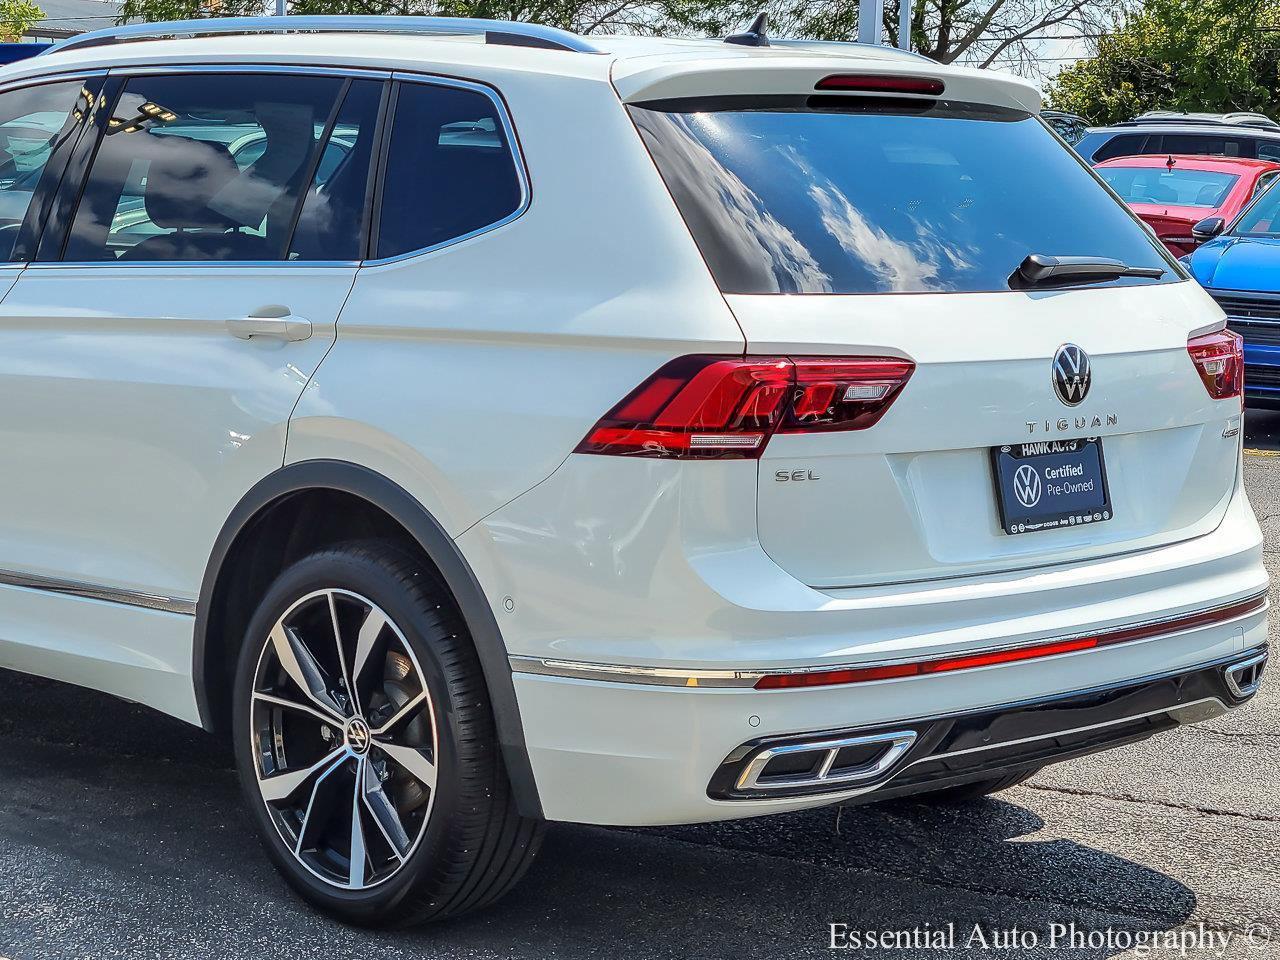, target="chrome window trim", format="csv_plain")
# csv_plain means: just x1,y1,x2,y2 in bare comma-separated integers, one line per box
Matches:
361,70,530,267
0,568,195,615
27,260,362,270
508,591,1269,688
0,68,108,98
105,62,394,81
